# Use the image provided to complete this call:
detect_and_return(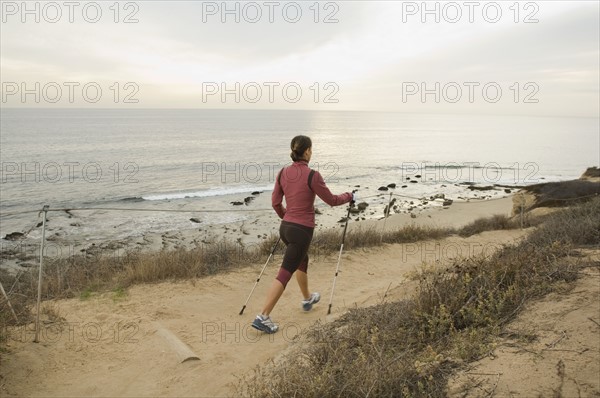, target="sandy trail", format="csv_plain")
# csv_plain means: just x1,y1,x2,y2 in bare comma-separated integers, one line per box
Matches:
1,227,526,397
